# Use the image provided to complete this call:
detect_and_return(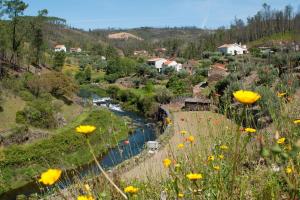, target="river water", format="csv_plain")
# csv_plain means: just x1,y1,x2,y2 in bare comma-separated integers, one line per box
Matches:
0,97,157,200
